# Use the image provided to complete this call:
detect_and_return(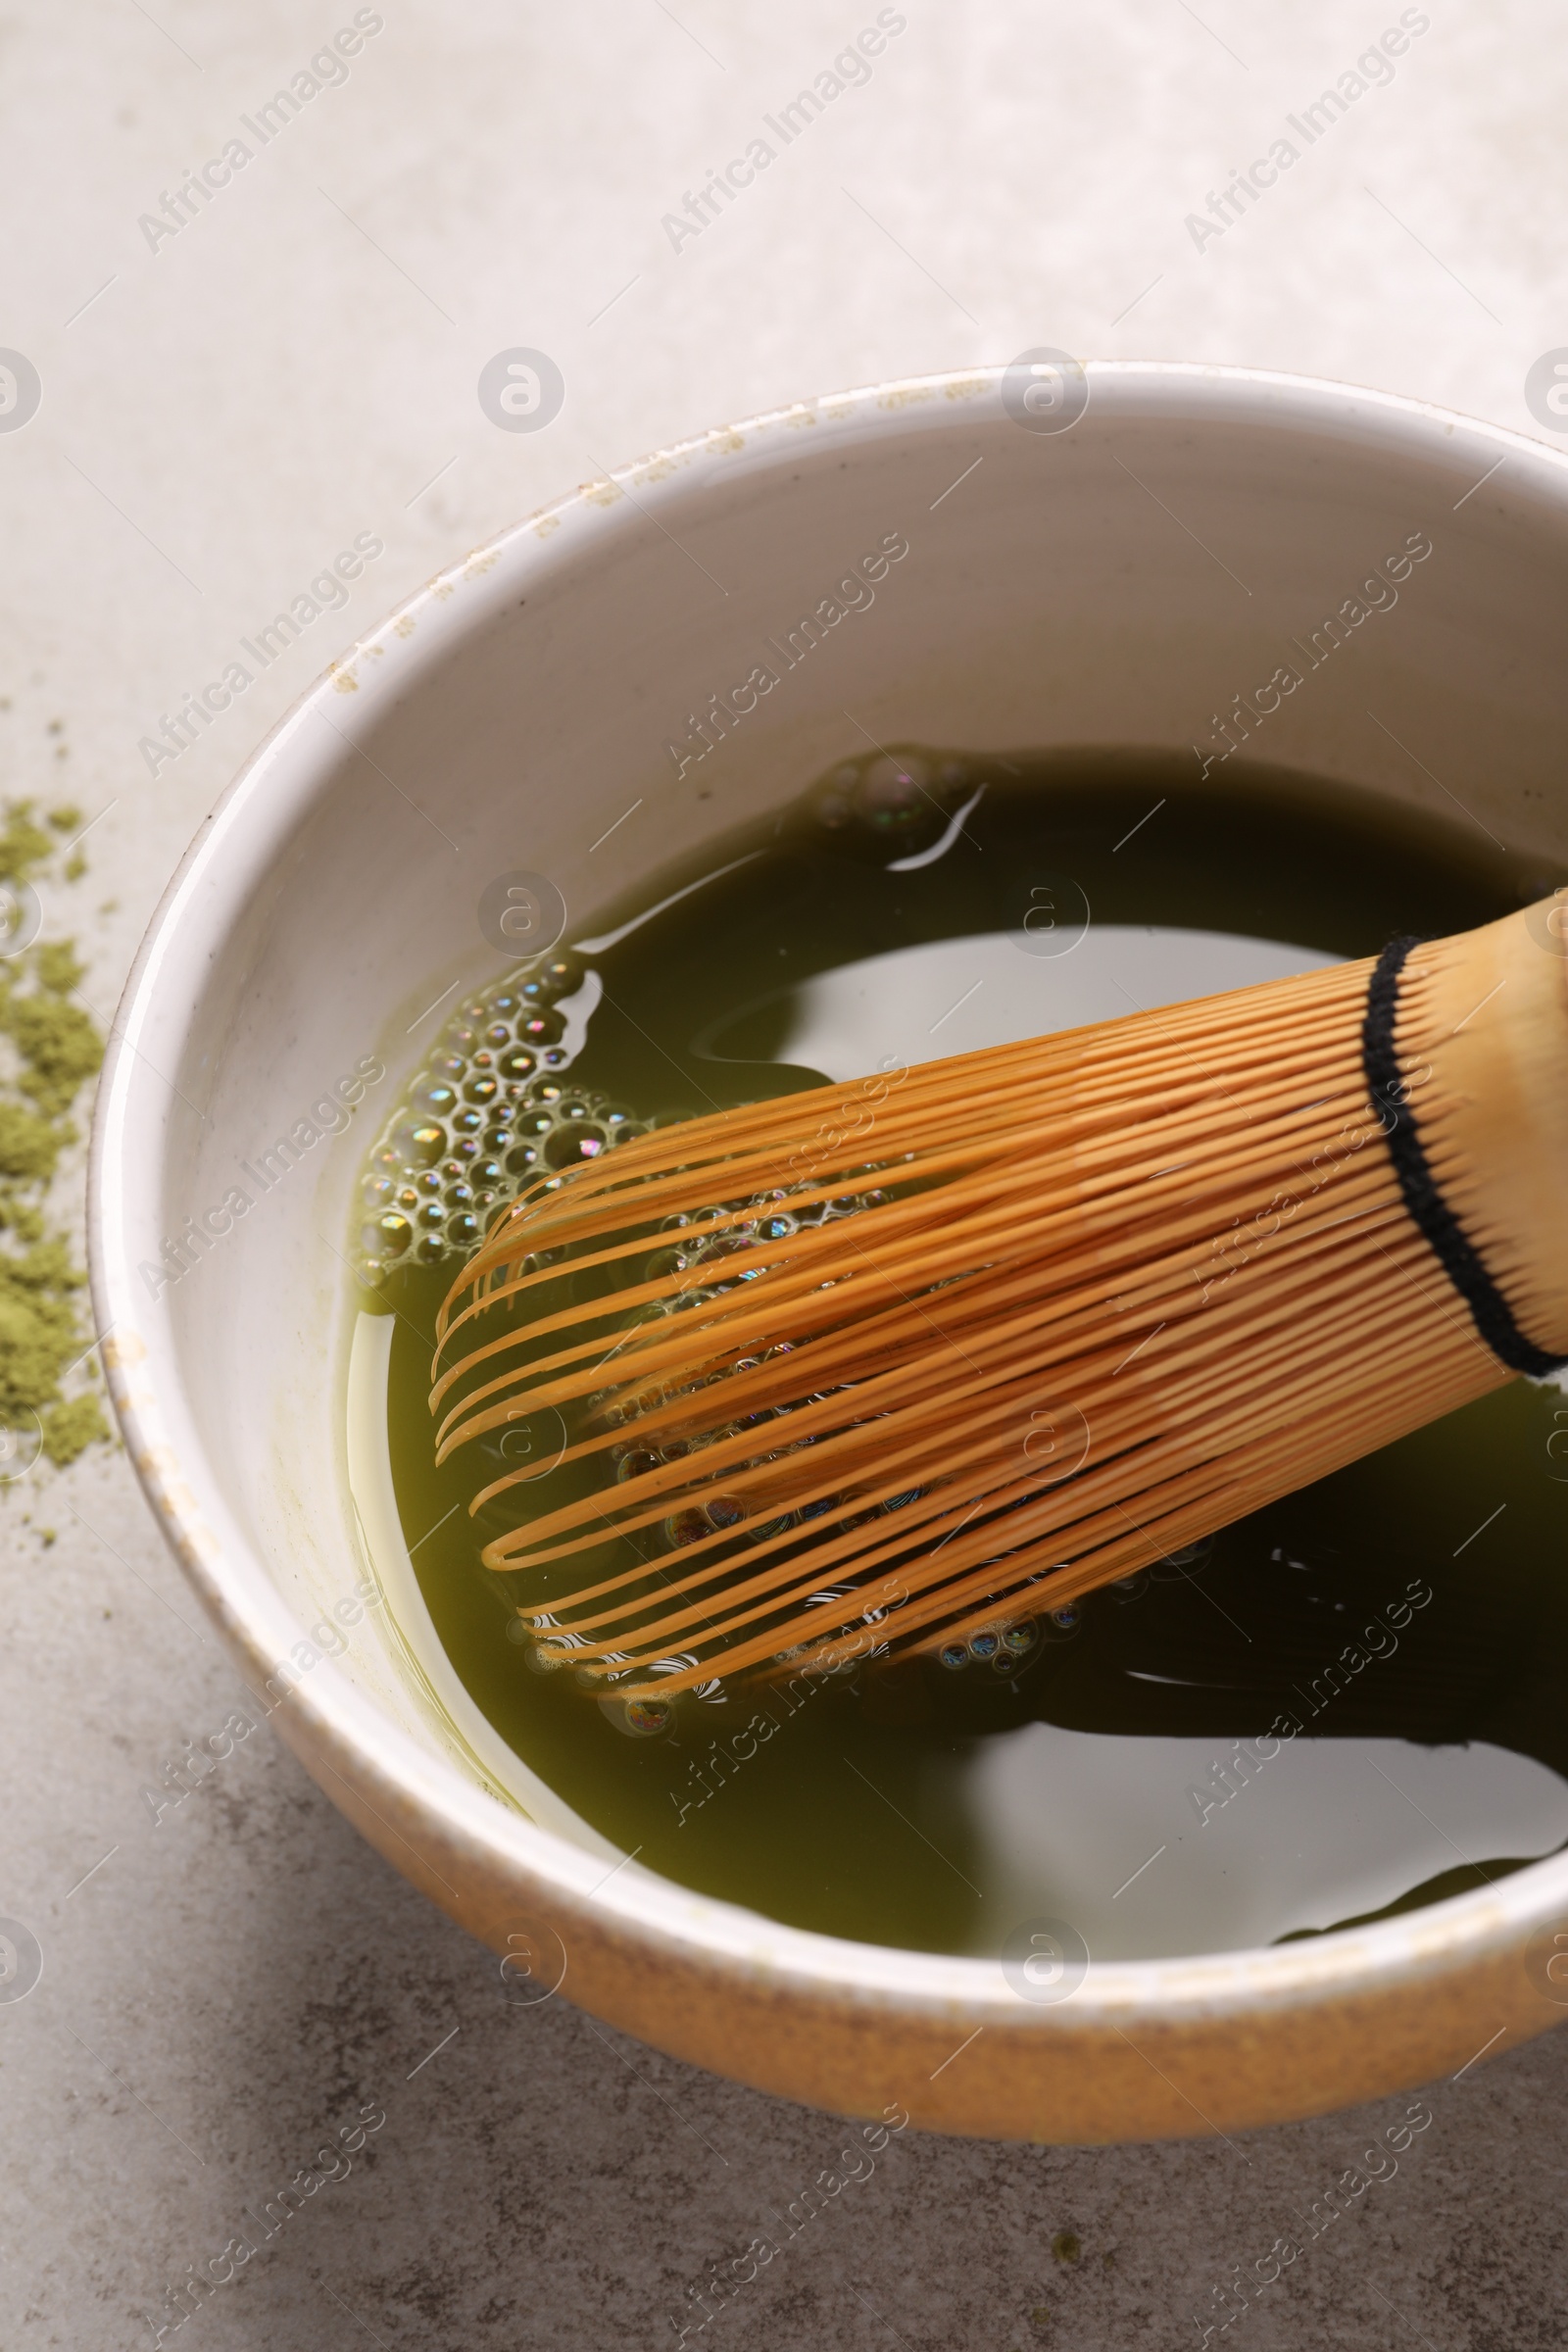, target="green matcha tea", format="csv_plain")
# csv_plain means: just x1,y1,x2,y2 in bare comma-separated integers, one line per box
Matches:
350,750,1568,1962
